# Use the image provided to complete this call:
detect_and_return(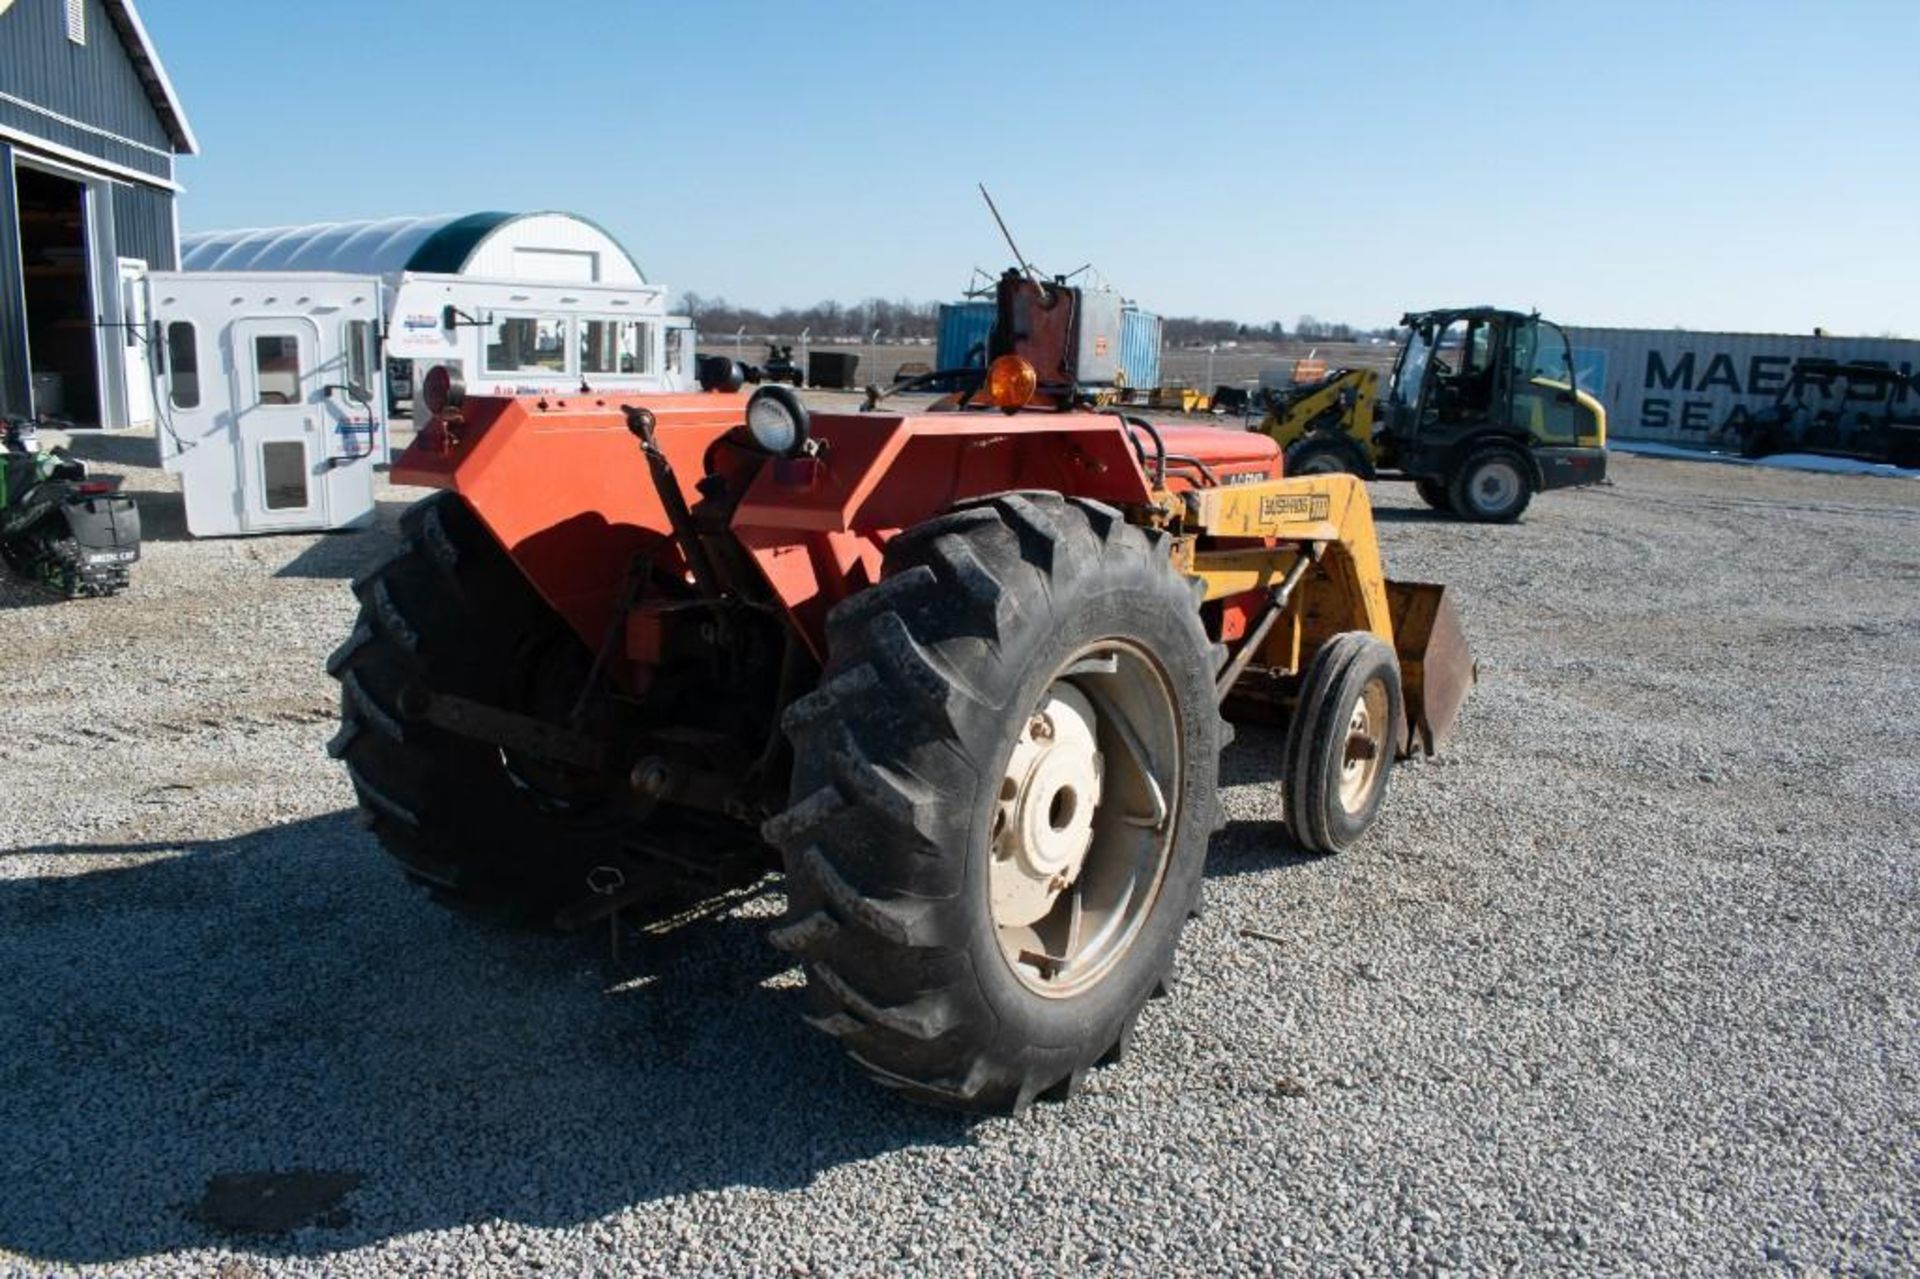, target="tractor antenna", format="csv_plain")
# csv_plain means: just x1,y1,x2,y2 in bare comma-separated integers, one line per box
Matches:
979,184,1045,295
